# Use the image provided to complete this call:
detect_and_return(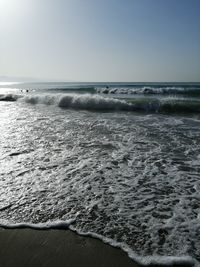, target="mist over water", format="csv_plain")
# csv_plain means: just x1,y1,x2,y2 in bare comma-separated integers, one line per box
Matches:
0,83,200,266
